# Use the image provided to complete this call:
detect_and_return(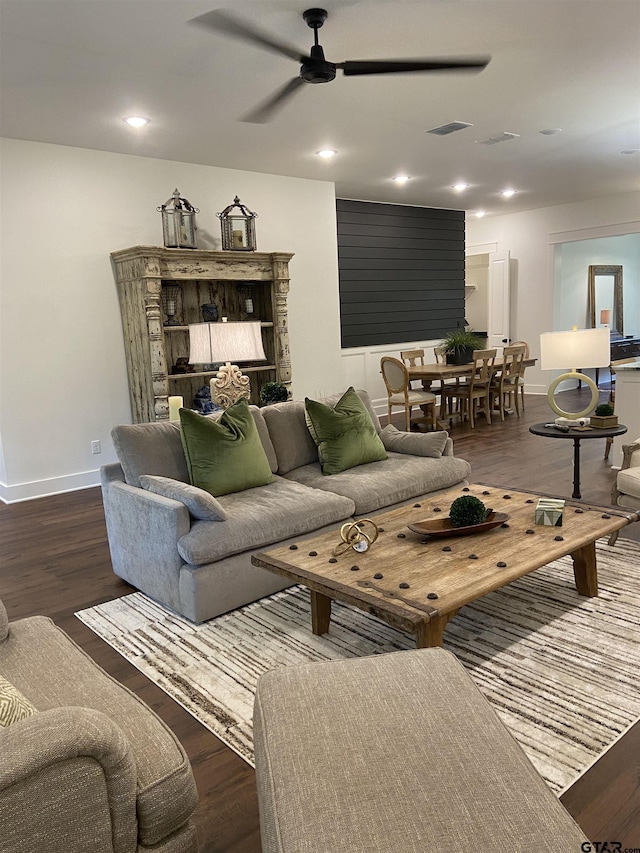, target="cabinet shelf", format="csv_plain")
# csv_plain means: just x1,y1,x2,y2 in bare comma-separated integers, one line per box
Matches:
111,246,293,422
169,365,277,380
163,322,274,332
